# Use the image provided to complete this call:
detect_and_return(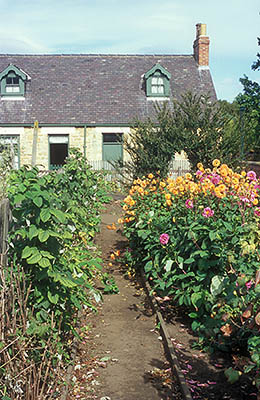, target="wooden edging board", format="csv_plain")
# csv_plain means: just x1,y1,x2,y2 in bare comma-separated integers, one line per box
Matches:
141,270,193,400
